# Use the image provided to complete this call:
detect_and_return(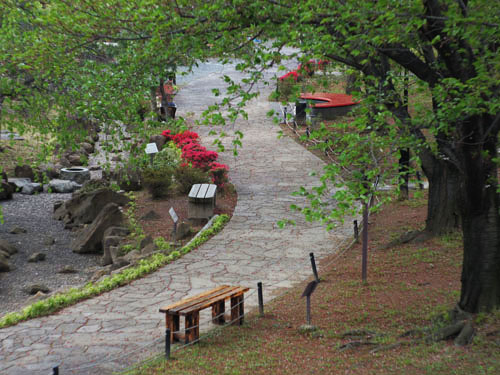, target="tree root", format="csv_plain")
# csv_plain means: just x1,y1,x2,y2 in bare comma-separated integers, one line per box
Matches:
383,230,434,249
338,340,377,352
